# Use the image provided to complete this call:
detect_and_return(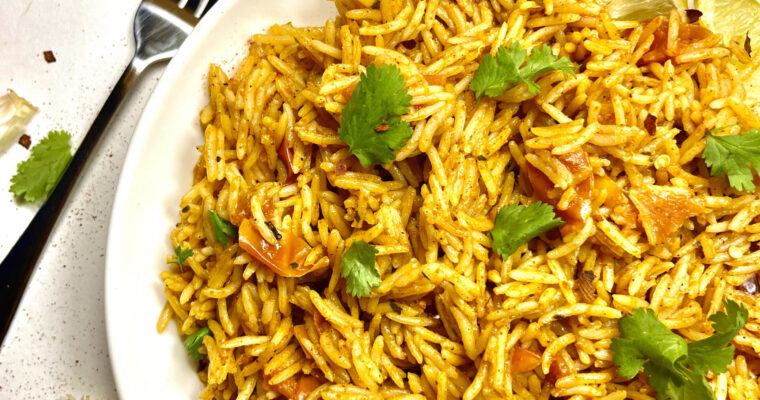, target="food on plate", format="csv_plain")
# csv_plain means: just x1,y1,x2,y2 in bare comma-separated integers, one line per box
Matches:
157,0,760,399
